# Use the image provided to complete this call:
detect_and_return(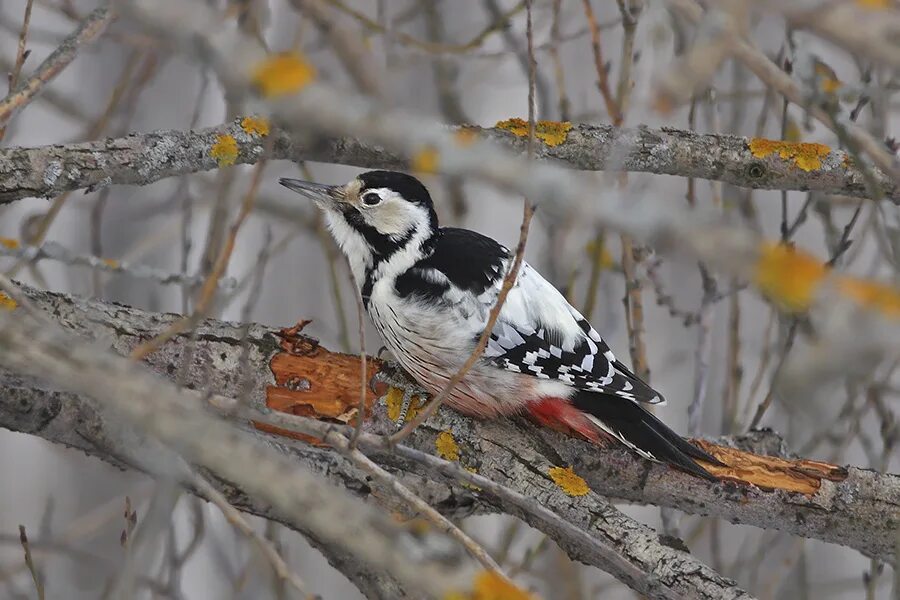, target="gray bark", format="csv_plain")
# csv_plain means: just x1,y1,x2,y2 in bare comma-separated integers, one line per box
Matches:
0,119,893,205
